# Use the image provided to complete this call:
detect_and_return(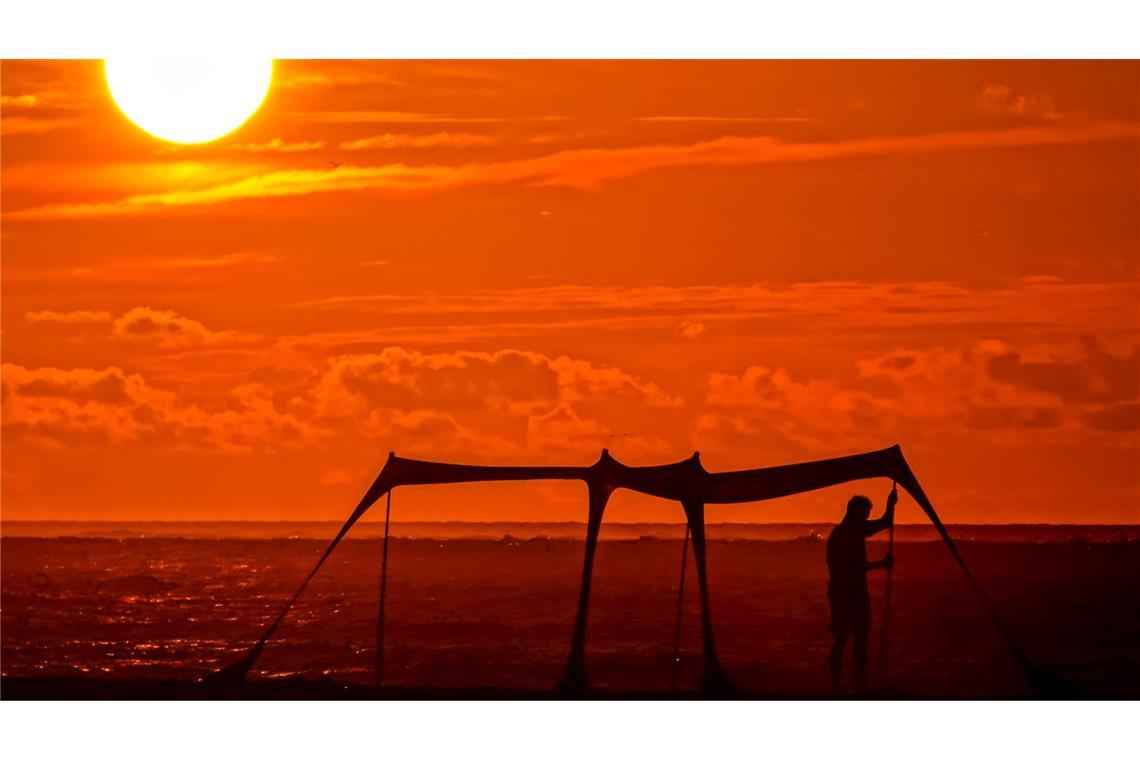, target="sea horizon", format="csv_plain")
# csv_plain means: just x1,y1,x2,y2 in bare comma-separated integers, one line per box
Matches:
3,519,1136,542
